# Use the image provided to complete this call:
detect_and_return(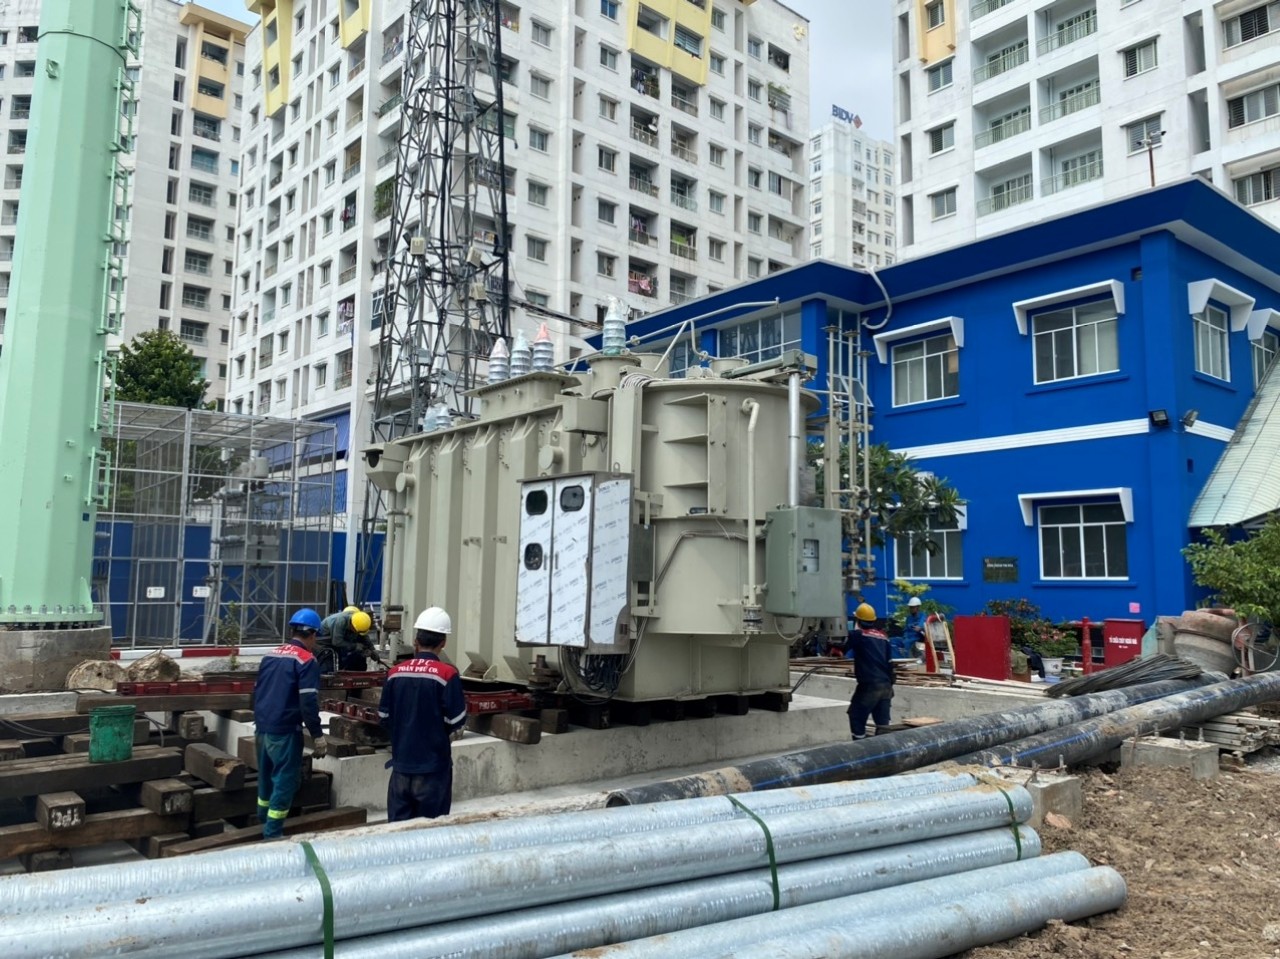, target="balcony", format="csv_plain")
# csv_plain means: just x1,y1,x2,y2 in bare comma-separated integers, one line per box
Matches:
1037,15,1097,55
347,111,365,131
193,126,221,142
264,264,277,278
10,108,29,121
670,239,696,261
976,183,1033,216
629,228,655,247
1039,84,1100,123
975,112,1031,149
381,38,404,65
378,148,397,168
269,172,283,187
632,72,659,99
3,175,21,190
339,265,358,285
630,176,658,198
261,309,275,324
972,0,1013,18
267,216,280,231
377,93,402,117
973,44,1028,84
628,271,658,298
343,161,362,181
179,330,207,345
671,92,697,116
631,123,658,148
335,369,353,390
671,192,697,213
1,211,17,225
0,250,12,262
671,142,696,163
1043,158,1103,196
349,60,366,81
185,261,211,276
670,291,692,306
